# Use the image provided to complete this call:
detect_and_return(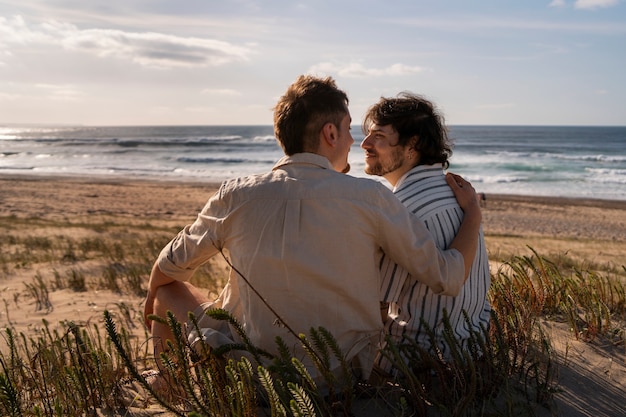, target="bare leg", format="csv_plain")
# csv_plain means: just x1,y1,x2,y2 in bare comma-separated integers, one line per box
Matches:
151,281,210,359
